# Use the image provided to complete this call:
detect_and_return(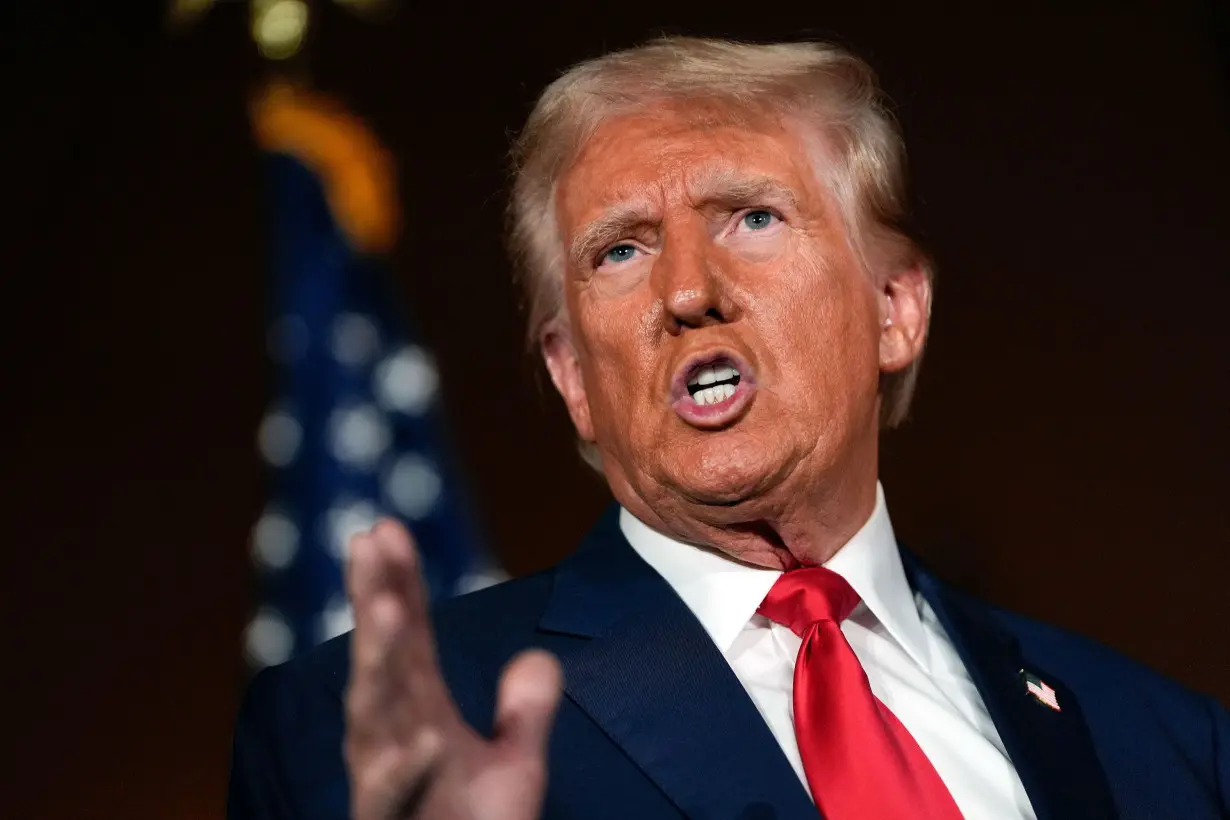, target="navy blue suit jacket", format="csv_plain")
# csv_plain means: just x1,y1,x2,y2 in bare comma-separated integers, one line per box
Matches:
228,507,1230,819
